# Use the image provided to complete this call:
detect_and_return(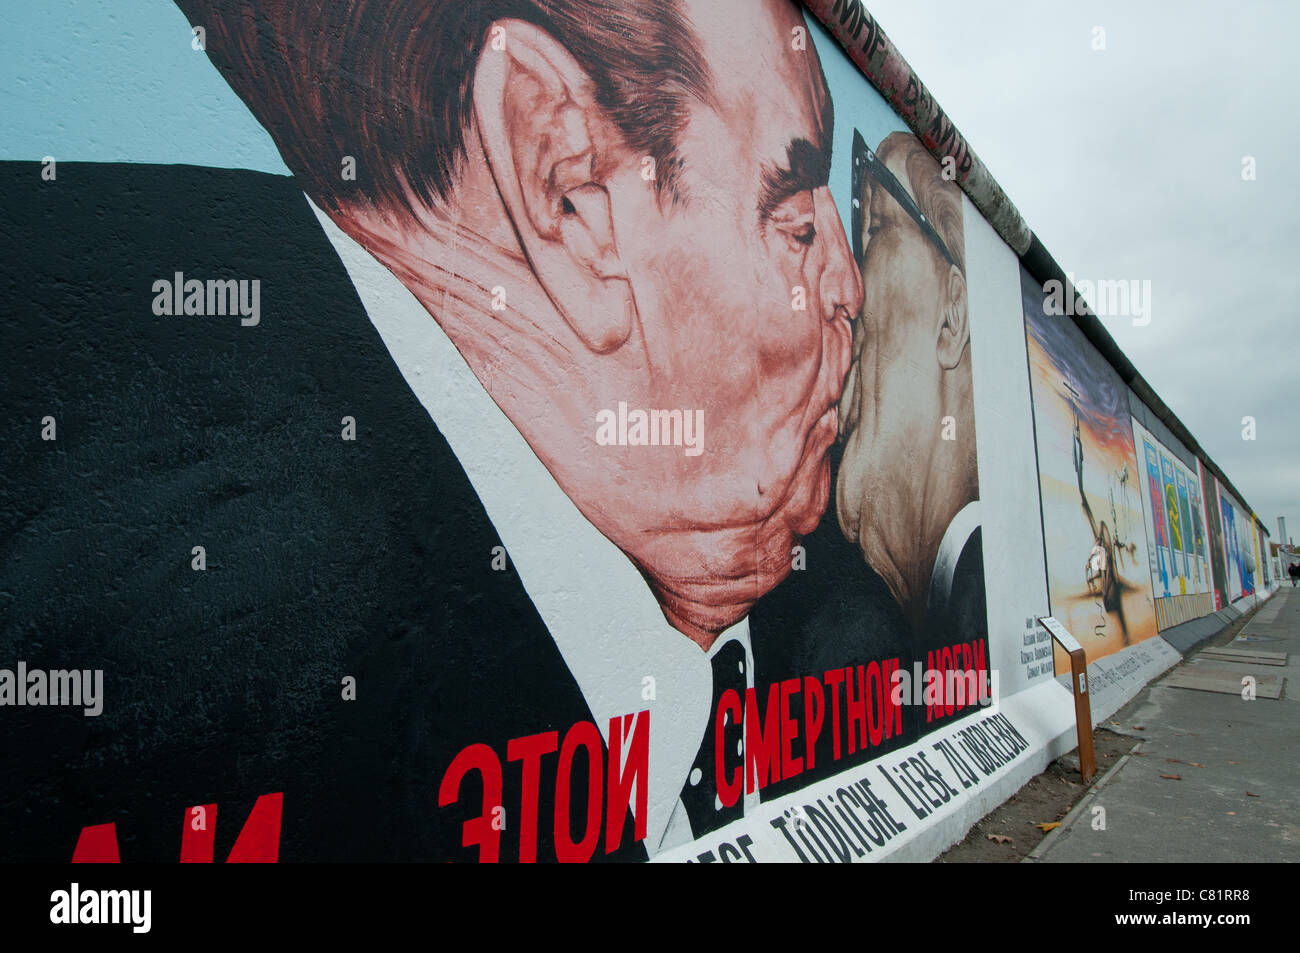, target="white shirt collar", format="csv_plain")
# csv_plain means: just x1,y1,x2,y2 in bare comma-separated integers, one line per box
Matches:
308,198,750,854
928,500,981,613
